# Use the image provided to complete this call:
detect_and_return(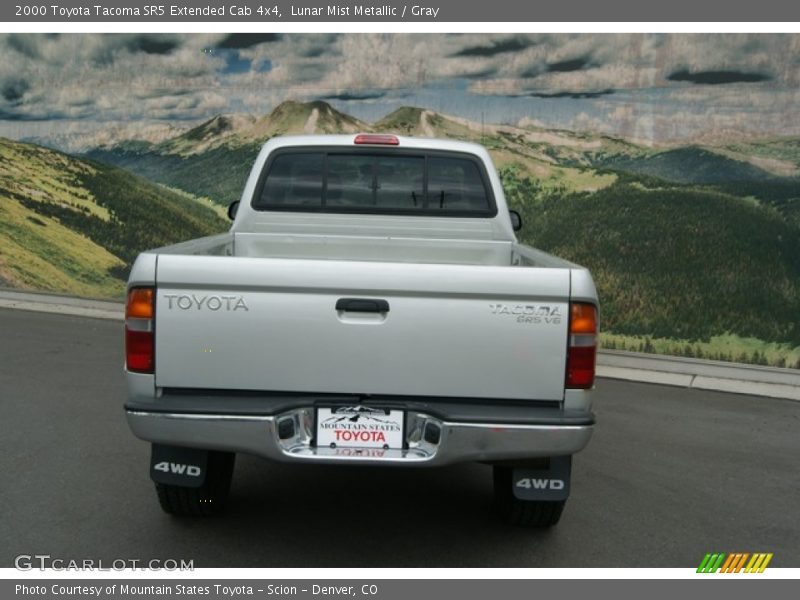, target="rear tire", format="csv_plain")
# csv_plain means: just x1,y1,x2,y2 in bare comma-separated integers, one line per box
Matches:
155,451,235,516
493,465,566,527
